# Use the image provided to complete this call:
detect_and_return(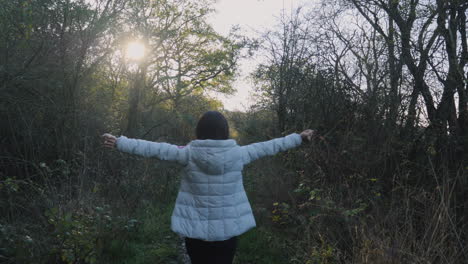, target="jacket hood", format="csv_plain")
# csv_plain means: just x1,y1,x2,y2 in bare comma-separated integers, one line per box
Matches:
189,139,238,175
